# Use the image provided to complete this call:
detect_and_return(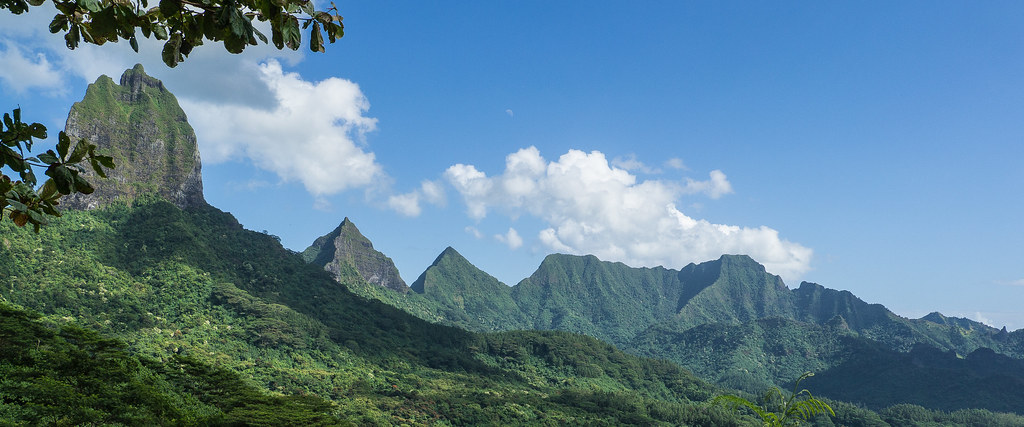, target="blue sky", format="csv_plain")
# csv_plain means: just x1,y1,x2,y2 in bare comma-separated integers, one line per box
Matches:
2,2,1023,329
